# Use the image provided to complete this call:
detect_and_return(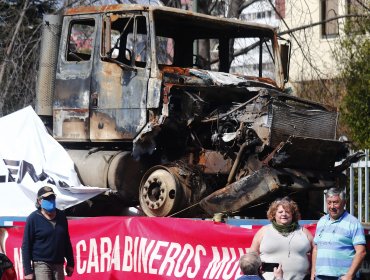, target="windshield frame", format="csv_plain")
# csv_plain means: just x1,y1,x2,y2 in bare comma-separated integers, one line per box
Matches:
149,7,284,87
